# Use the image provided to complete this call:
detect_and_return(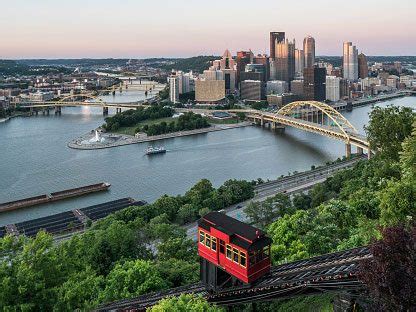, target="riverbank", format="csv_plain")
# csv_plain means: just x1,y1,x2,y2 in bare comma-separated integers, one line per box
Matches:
68,122,252,150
